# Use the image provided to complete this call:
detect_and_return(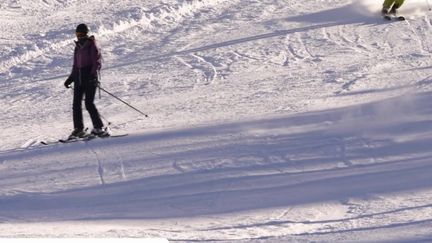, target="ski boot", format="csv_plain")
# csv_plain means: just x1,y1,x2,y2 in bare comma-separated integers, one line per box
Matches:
389,4,400,15
91,127,110,137
389,4,405,20
68,128,88,139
